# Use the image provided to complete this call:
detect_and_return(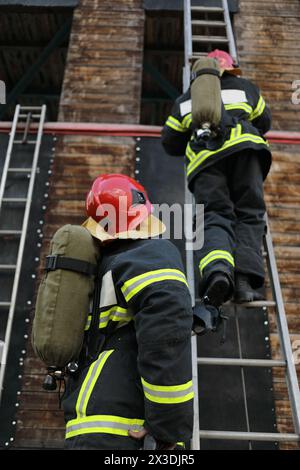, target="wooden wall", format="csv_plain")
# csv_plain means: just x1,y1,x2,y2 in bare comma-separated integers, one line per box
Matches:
235,0,300,449
12,0,144,449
